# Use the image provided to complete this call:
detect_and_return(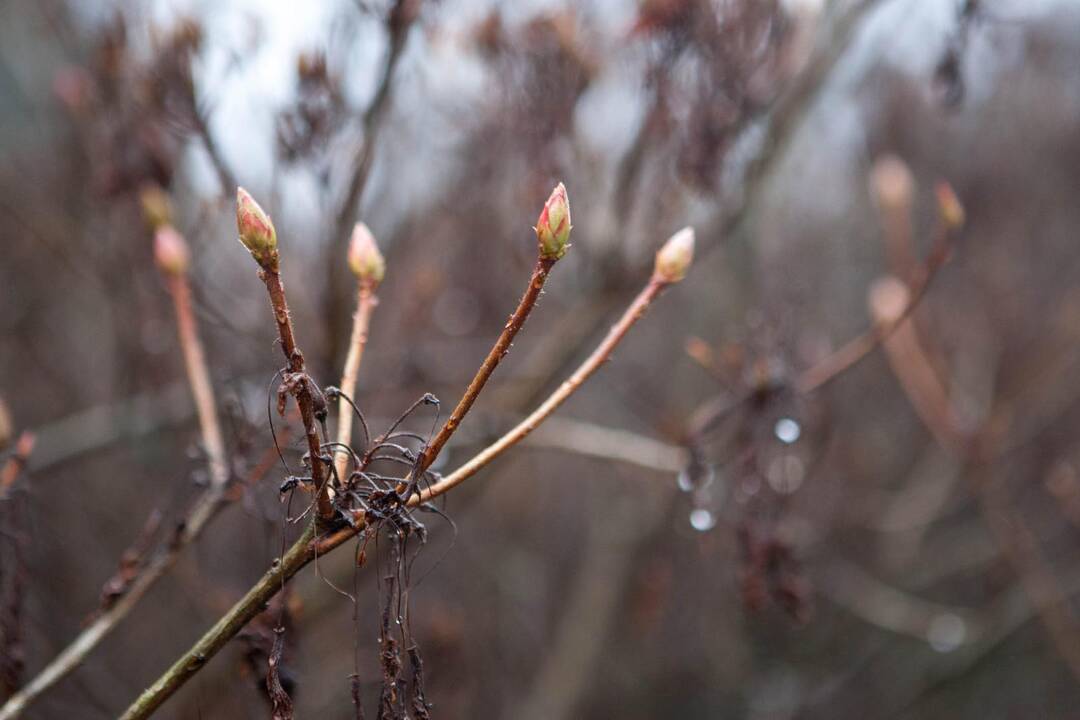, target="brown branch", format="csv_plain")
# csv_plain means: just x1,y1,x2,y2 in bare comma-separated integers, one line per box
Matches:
115,228,692,720
0,223,264,720
418,276,669,500
404,182,573,489
259,266,332,520
416,256,555,474
163,251,229,488
795,209,956,395
238,188,333,521
0,439,284,720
